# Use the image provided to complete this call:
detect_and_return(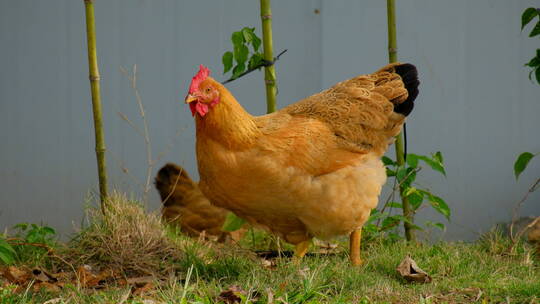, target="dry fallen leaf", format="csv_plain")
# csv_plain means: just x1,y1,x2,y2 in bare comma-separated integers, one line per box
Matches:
32,281,61,293
42,298,64,304
76,265,116,288
2,266,31,284
396,255,432,283
218,285,247,304
261,258,277,270
132,282,155,296
31,268,57,283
